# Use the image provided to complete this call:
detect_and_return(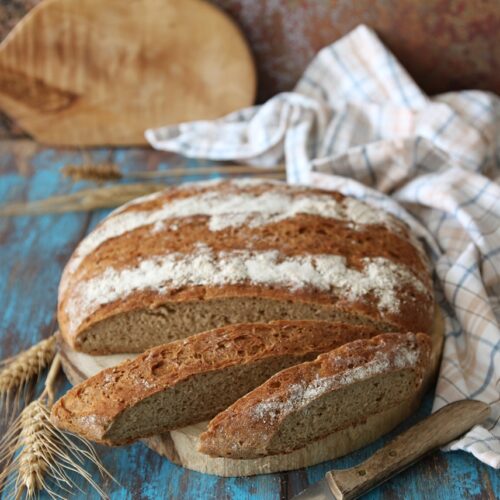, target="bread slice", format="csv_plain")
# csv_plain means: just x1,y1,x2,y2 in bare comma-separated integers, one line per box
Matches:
199,332,431,459
51,320,382,445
